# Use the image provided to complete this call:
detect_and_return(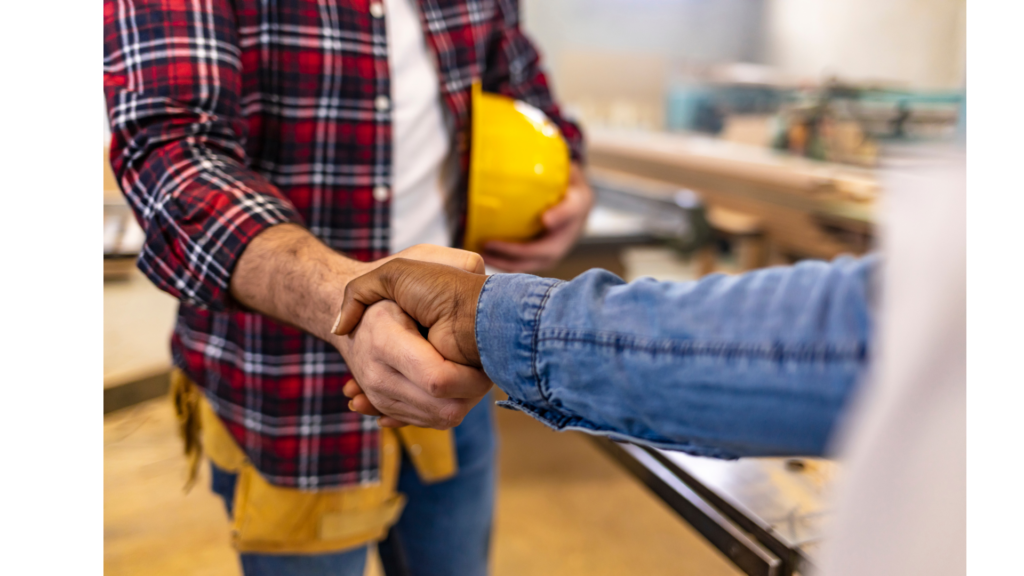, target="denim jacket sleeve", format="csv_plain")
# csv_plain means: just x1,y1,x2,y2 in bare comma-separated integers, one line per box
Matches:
475,256,878,459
